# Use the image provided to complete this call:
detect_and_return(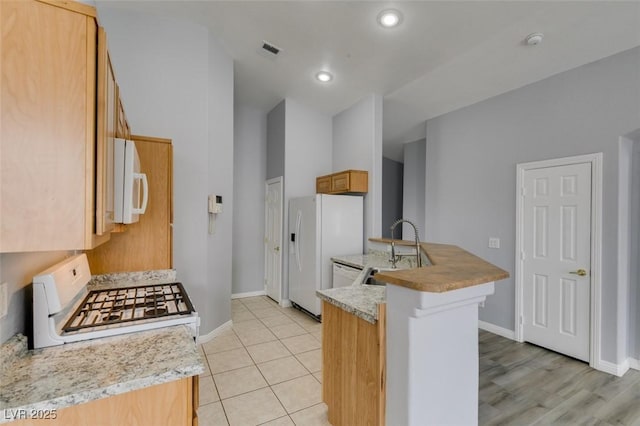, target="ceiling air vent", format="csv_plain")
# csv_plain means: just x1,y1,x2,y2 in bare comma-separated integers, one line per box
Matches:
261,41,281,56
